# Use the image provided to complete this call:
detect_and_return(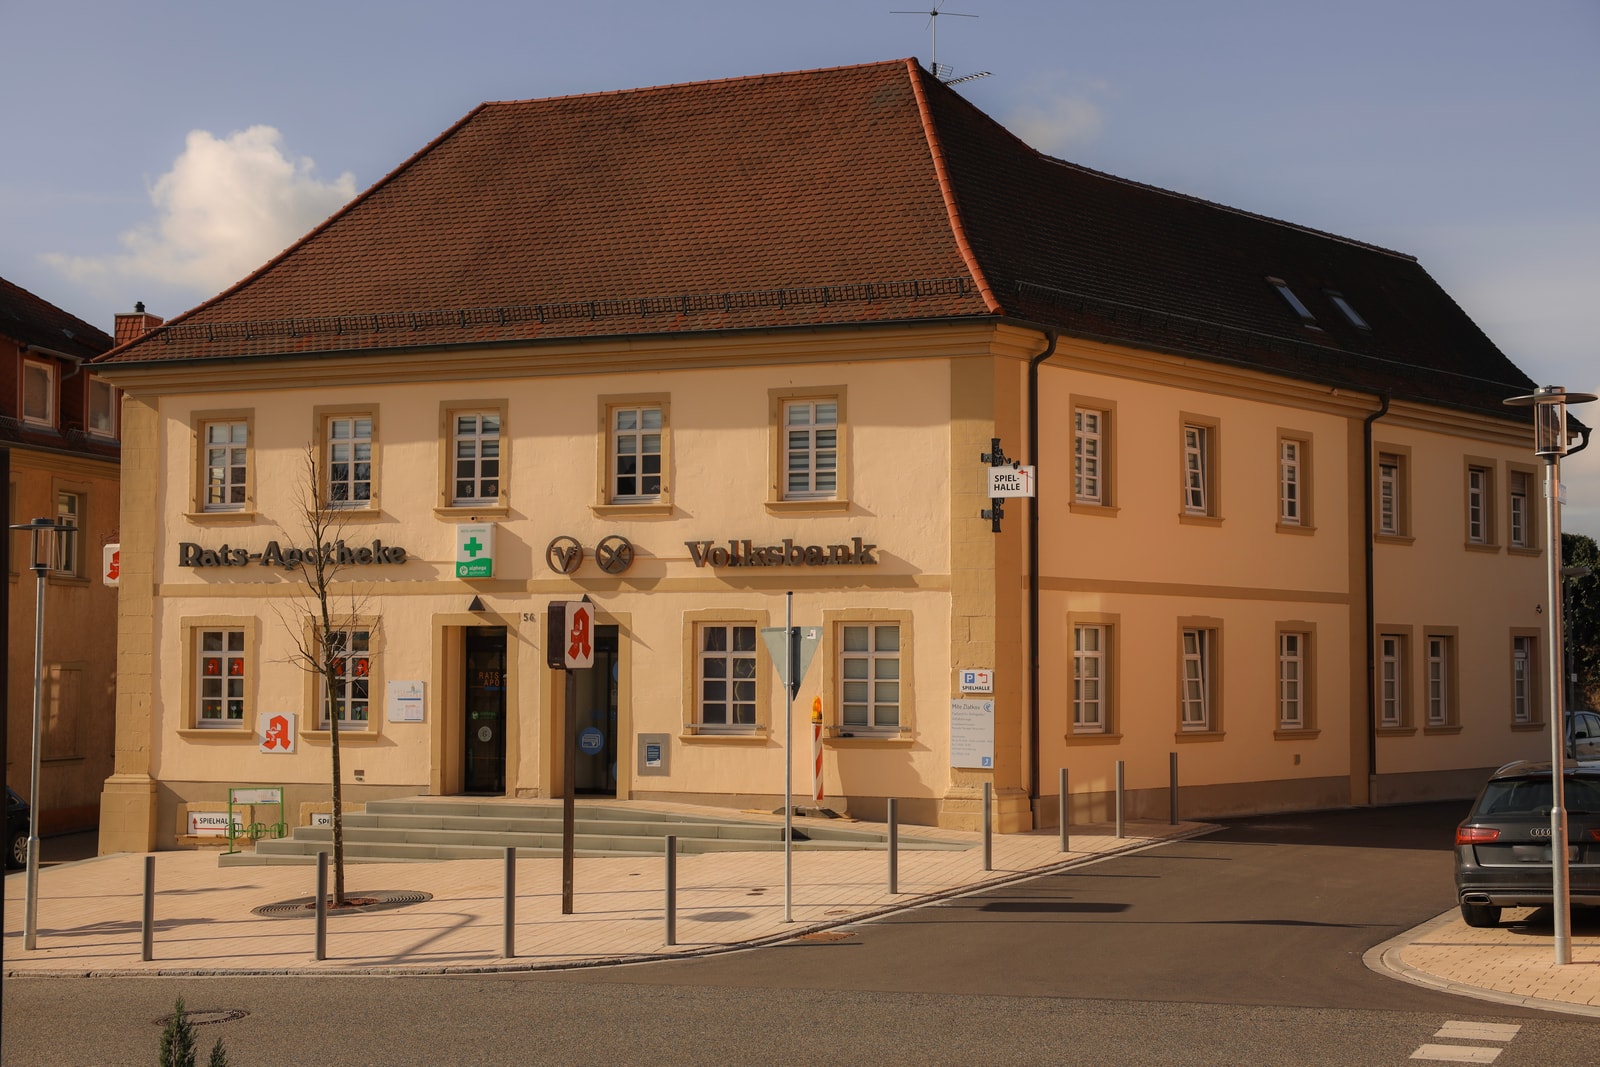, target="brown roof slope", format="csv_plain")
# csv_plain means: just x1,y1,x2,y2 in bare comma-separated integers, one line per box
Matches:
919,77,1536,415
1,275,114,359
104,60,987,363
